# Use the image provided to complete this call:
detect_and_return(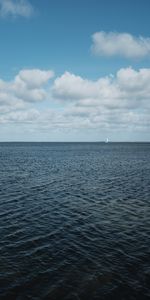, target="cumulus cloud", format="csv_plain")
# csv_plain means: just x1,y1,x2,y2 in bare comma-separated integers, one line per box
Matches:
52,68,150,108
12,69,54,102
0,108,40,124
51,67,150,132
0,67,150,140
92,31,150,58
52,71,119,104
17,69,54,88
0,0,34,18
0,68,54,113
